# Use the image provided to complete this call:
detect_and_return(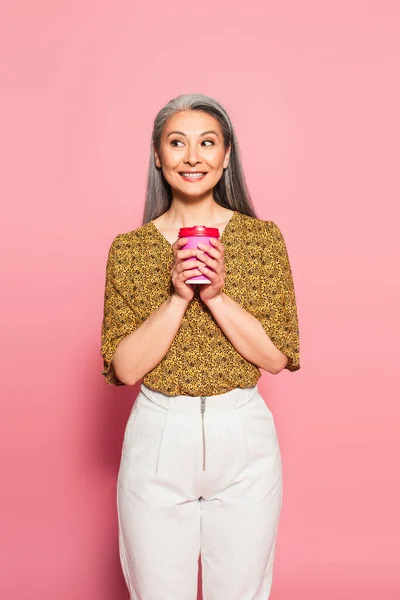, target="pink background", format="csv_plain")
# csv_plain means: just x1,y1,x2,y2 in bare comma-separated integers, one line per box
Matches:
1,1,399,598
